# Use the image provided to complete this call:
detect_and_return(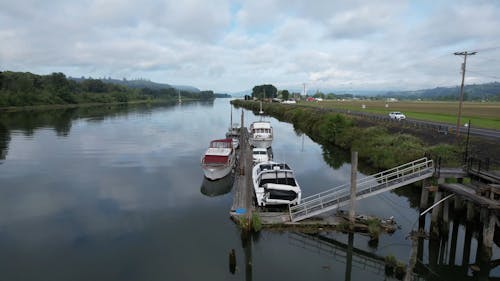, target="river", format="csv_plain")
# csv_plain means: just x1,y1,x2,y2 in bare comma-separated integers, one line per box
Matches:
0,99,497,280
